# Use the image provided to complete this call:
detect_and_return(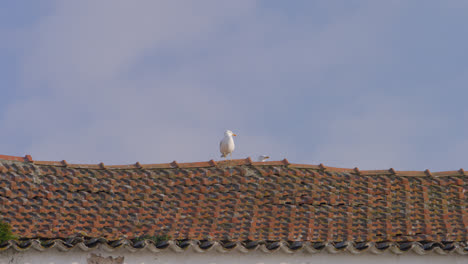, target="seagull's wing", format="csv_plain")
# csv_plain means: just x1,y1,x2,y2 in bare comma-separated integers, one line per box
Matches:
220,137,227,157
